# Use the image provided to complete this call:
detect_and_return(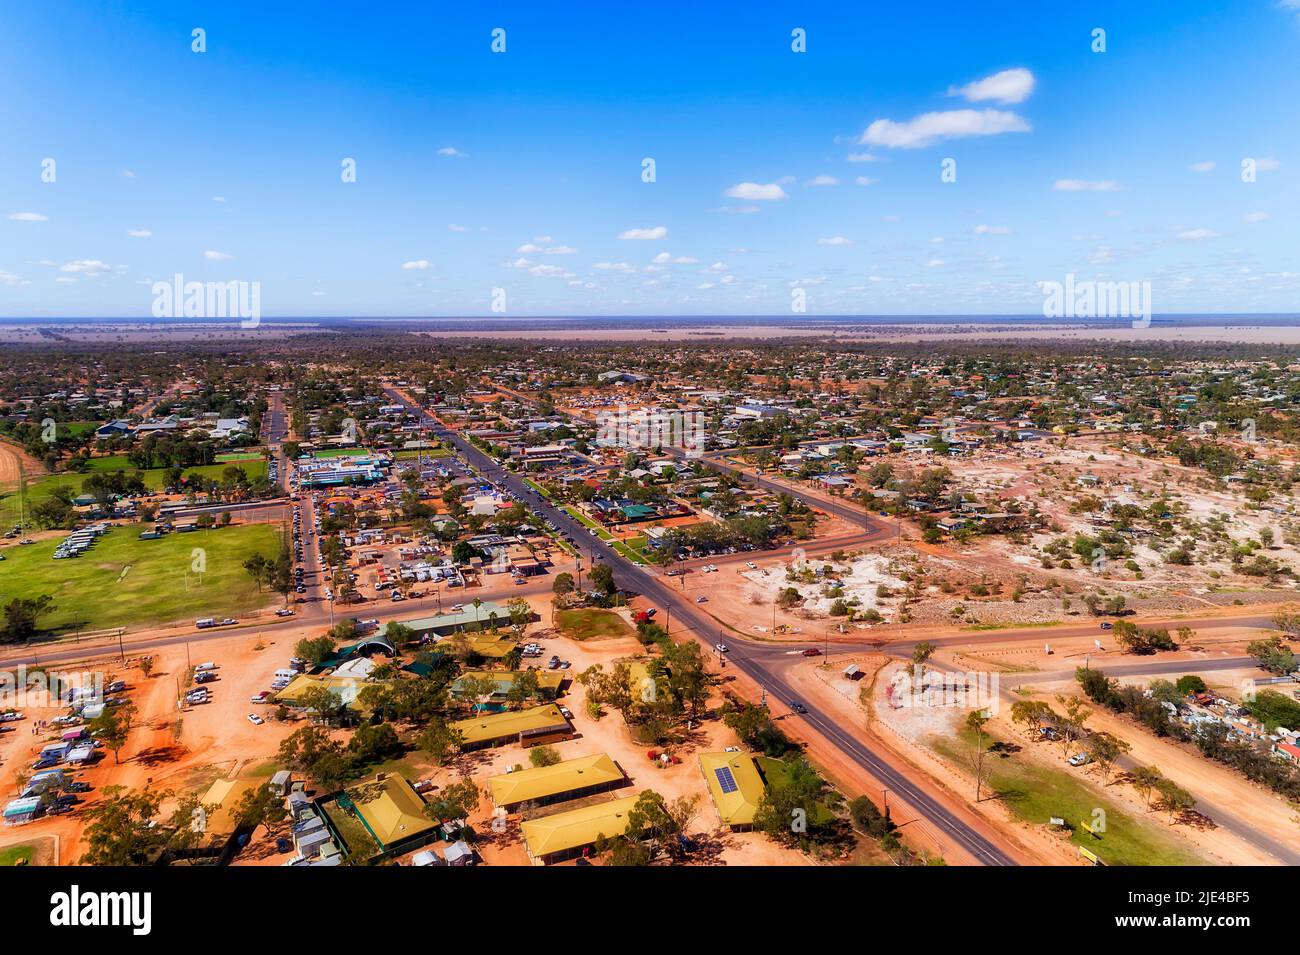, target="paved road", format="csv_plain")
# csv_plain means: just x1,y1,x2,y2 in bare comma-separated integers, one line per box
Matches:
382,385,1017,866
922,652,1300,866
